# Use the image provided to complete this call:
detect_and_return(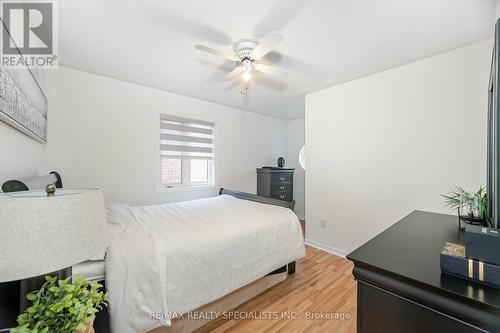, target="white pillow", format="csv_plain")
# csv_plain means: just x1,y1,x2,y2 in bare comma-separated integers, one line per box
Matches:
88,252,106,261
106,203,137,243
106,203,137,225
77,204,136,262
84,204,137,261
